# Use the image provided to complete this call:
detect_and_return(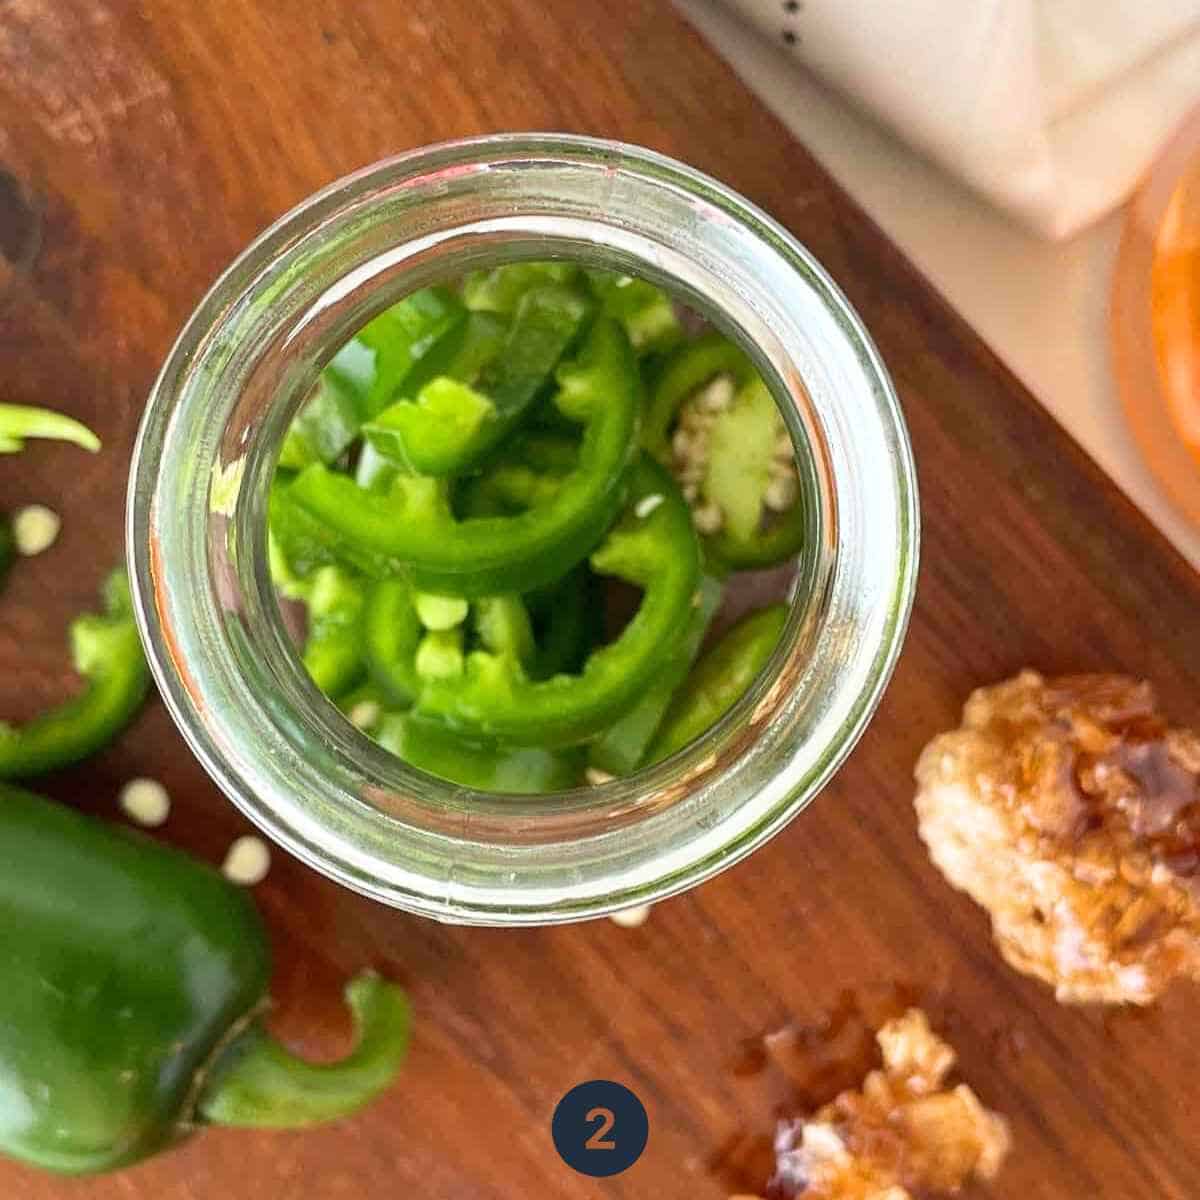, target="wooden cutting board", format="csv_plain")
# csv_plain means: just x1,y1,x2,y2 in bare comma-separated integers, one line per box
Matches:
1,2,1198,1196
